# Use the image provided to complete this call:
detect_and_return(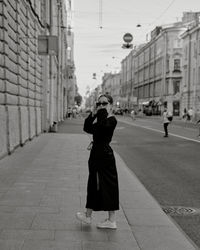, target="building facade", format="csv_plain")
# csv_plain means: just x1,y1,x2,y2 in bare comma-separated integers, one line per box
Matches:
181,13,200,117
120,50,136,109
85,12,200,118
0,0,75,158
120,23,186,115
101,72,121,107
